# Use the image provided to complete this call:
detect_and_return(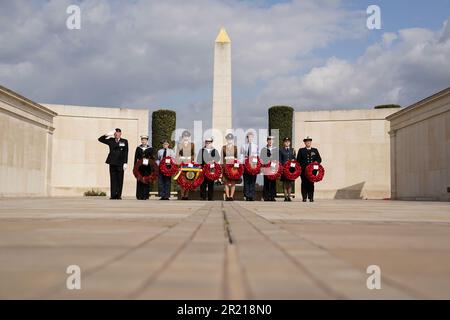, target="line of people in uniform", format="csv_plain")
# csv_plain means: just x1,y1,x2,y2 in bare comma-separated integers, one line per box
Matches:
98,129,322,202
